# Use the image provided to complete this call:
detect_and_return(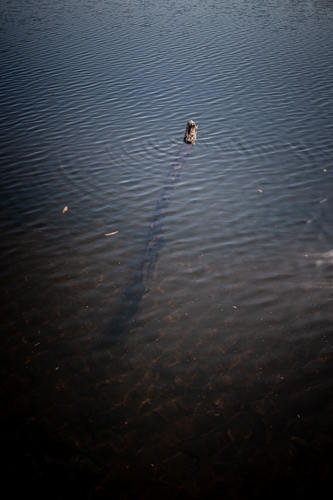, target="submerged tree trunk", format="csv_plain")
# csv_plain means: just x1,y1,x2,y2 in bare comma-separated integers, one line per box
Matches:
105,120,198,338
